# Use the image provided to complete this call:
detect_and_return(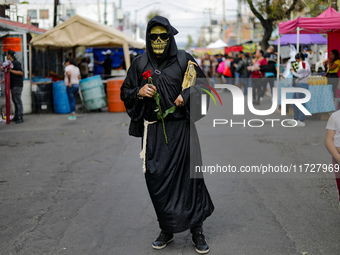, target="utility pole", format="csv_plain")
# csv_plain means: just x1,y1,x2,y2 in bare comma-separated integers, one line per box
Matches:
222,0,226,41
204,8,214,43
97,0,101,23
53,0,58,27
237,0,242,44
104,0,107,25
